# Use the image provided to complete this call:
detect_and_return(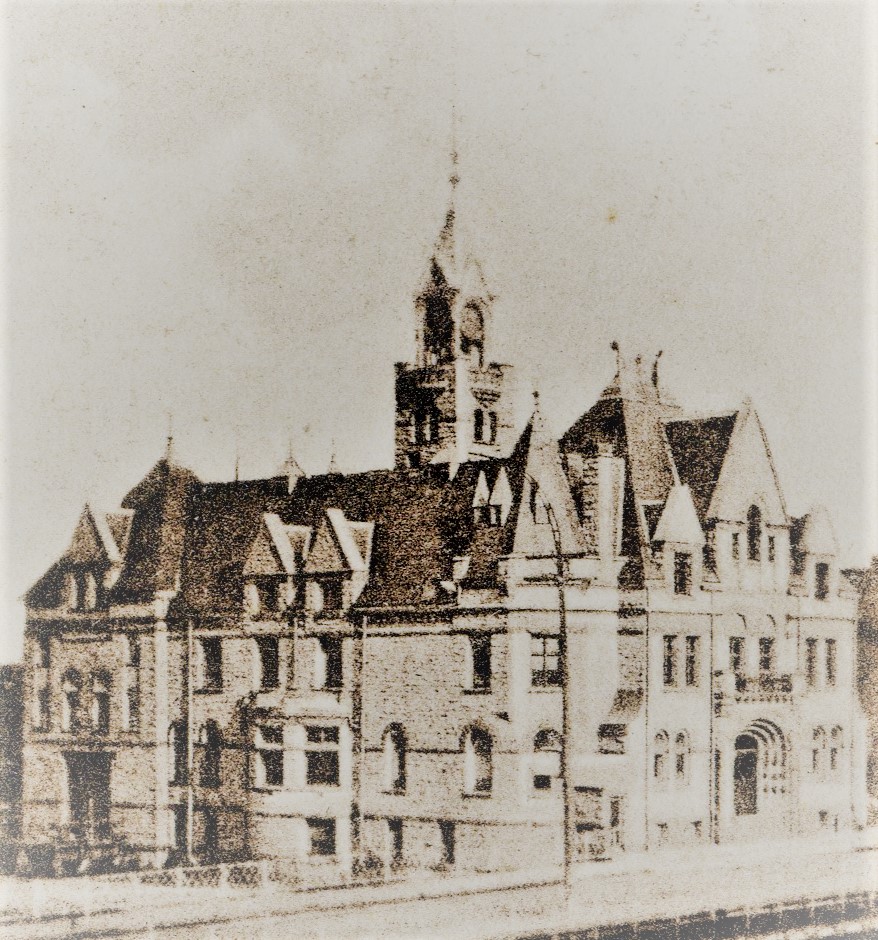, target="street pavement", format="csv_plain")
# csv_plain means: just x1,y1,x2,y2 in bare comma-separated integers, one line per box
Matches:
1,832,876,939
